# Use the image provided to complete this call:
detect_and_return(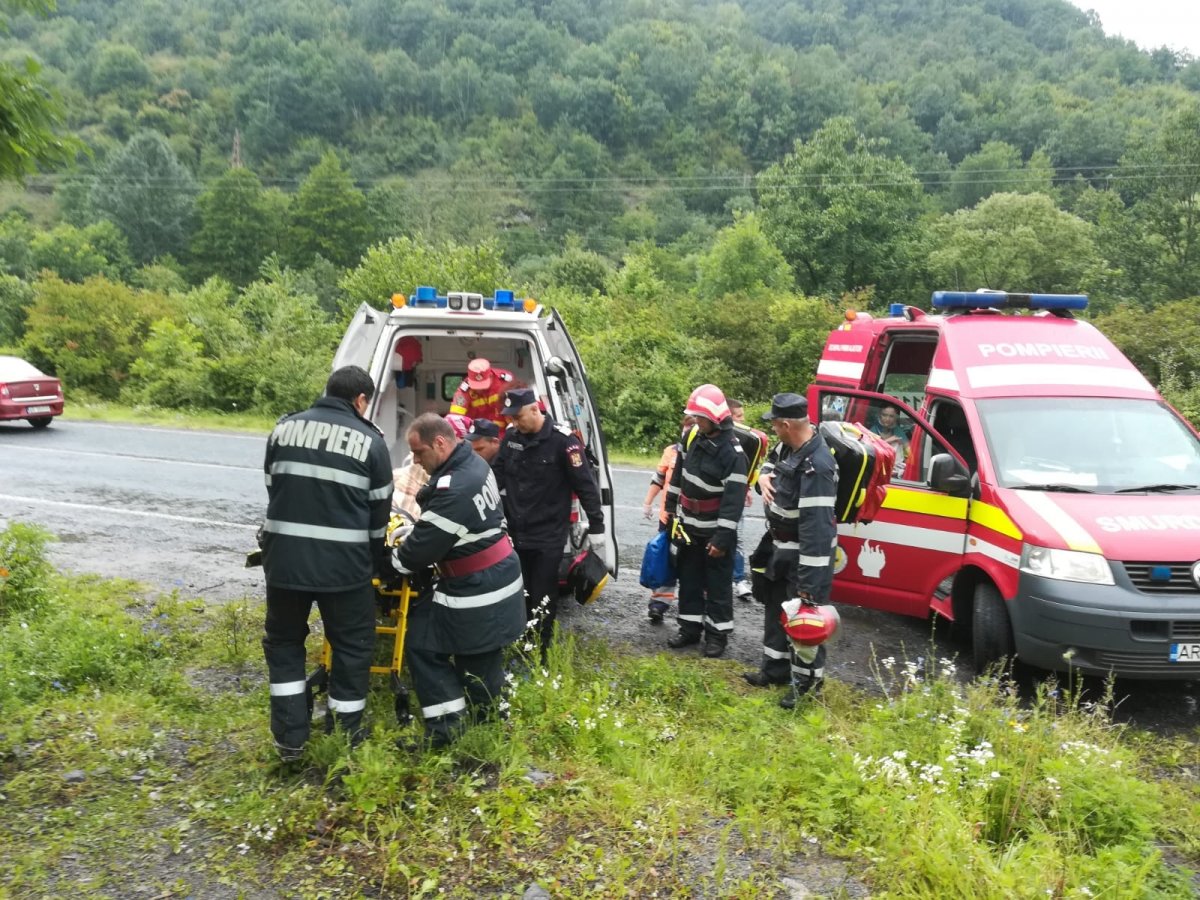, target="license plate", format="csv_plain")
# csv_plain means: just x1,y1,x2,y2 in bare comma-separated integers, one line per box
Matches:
26,405,51,414
1169,643,1200,662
